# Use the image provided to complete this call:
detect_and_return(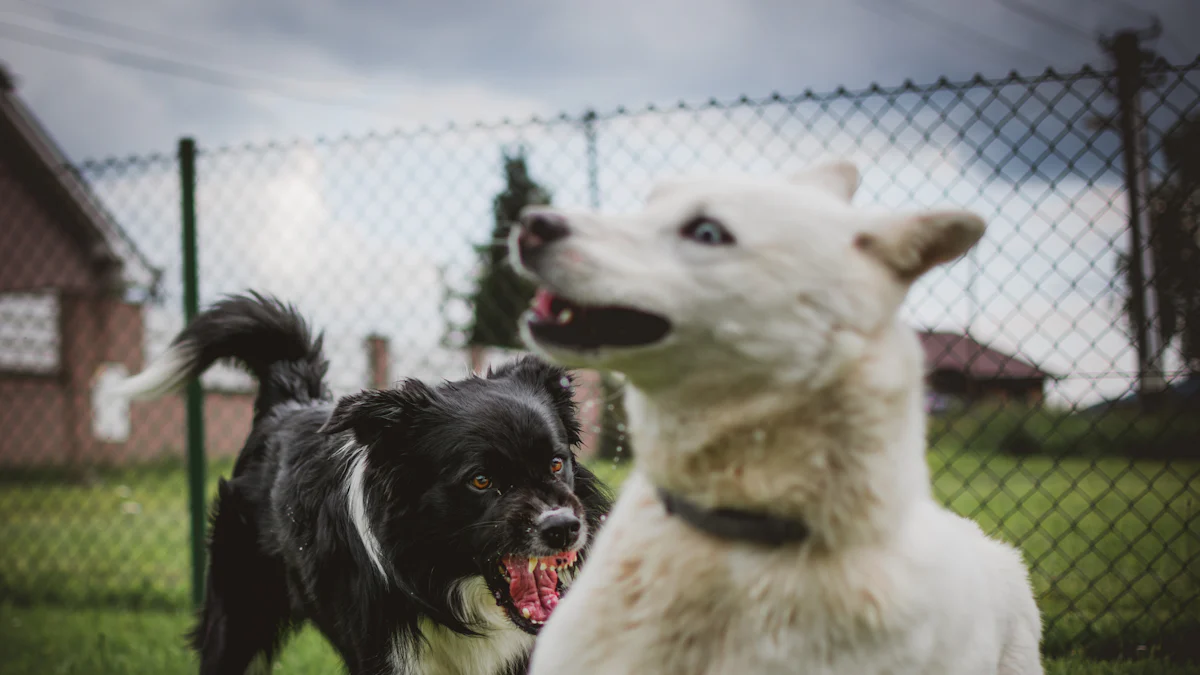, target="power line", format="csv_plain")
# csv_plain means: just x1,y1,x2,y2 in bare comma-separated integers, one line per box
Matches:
7,0,373,90
992,0,1094,47
9,0,223,59
0,20,389,113
847,0,1050,66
